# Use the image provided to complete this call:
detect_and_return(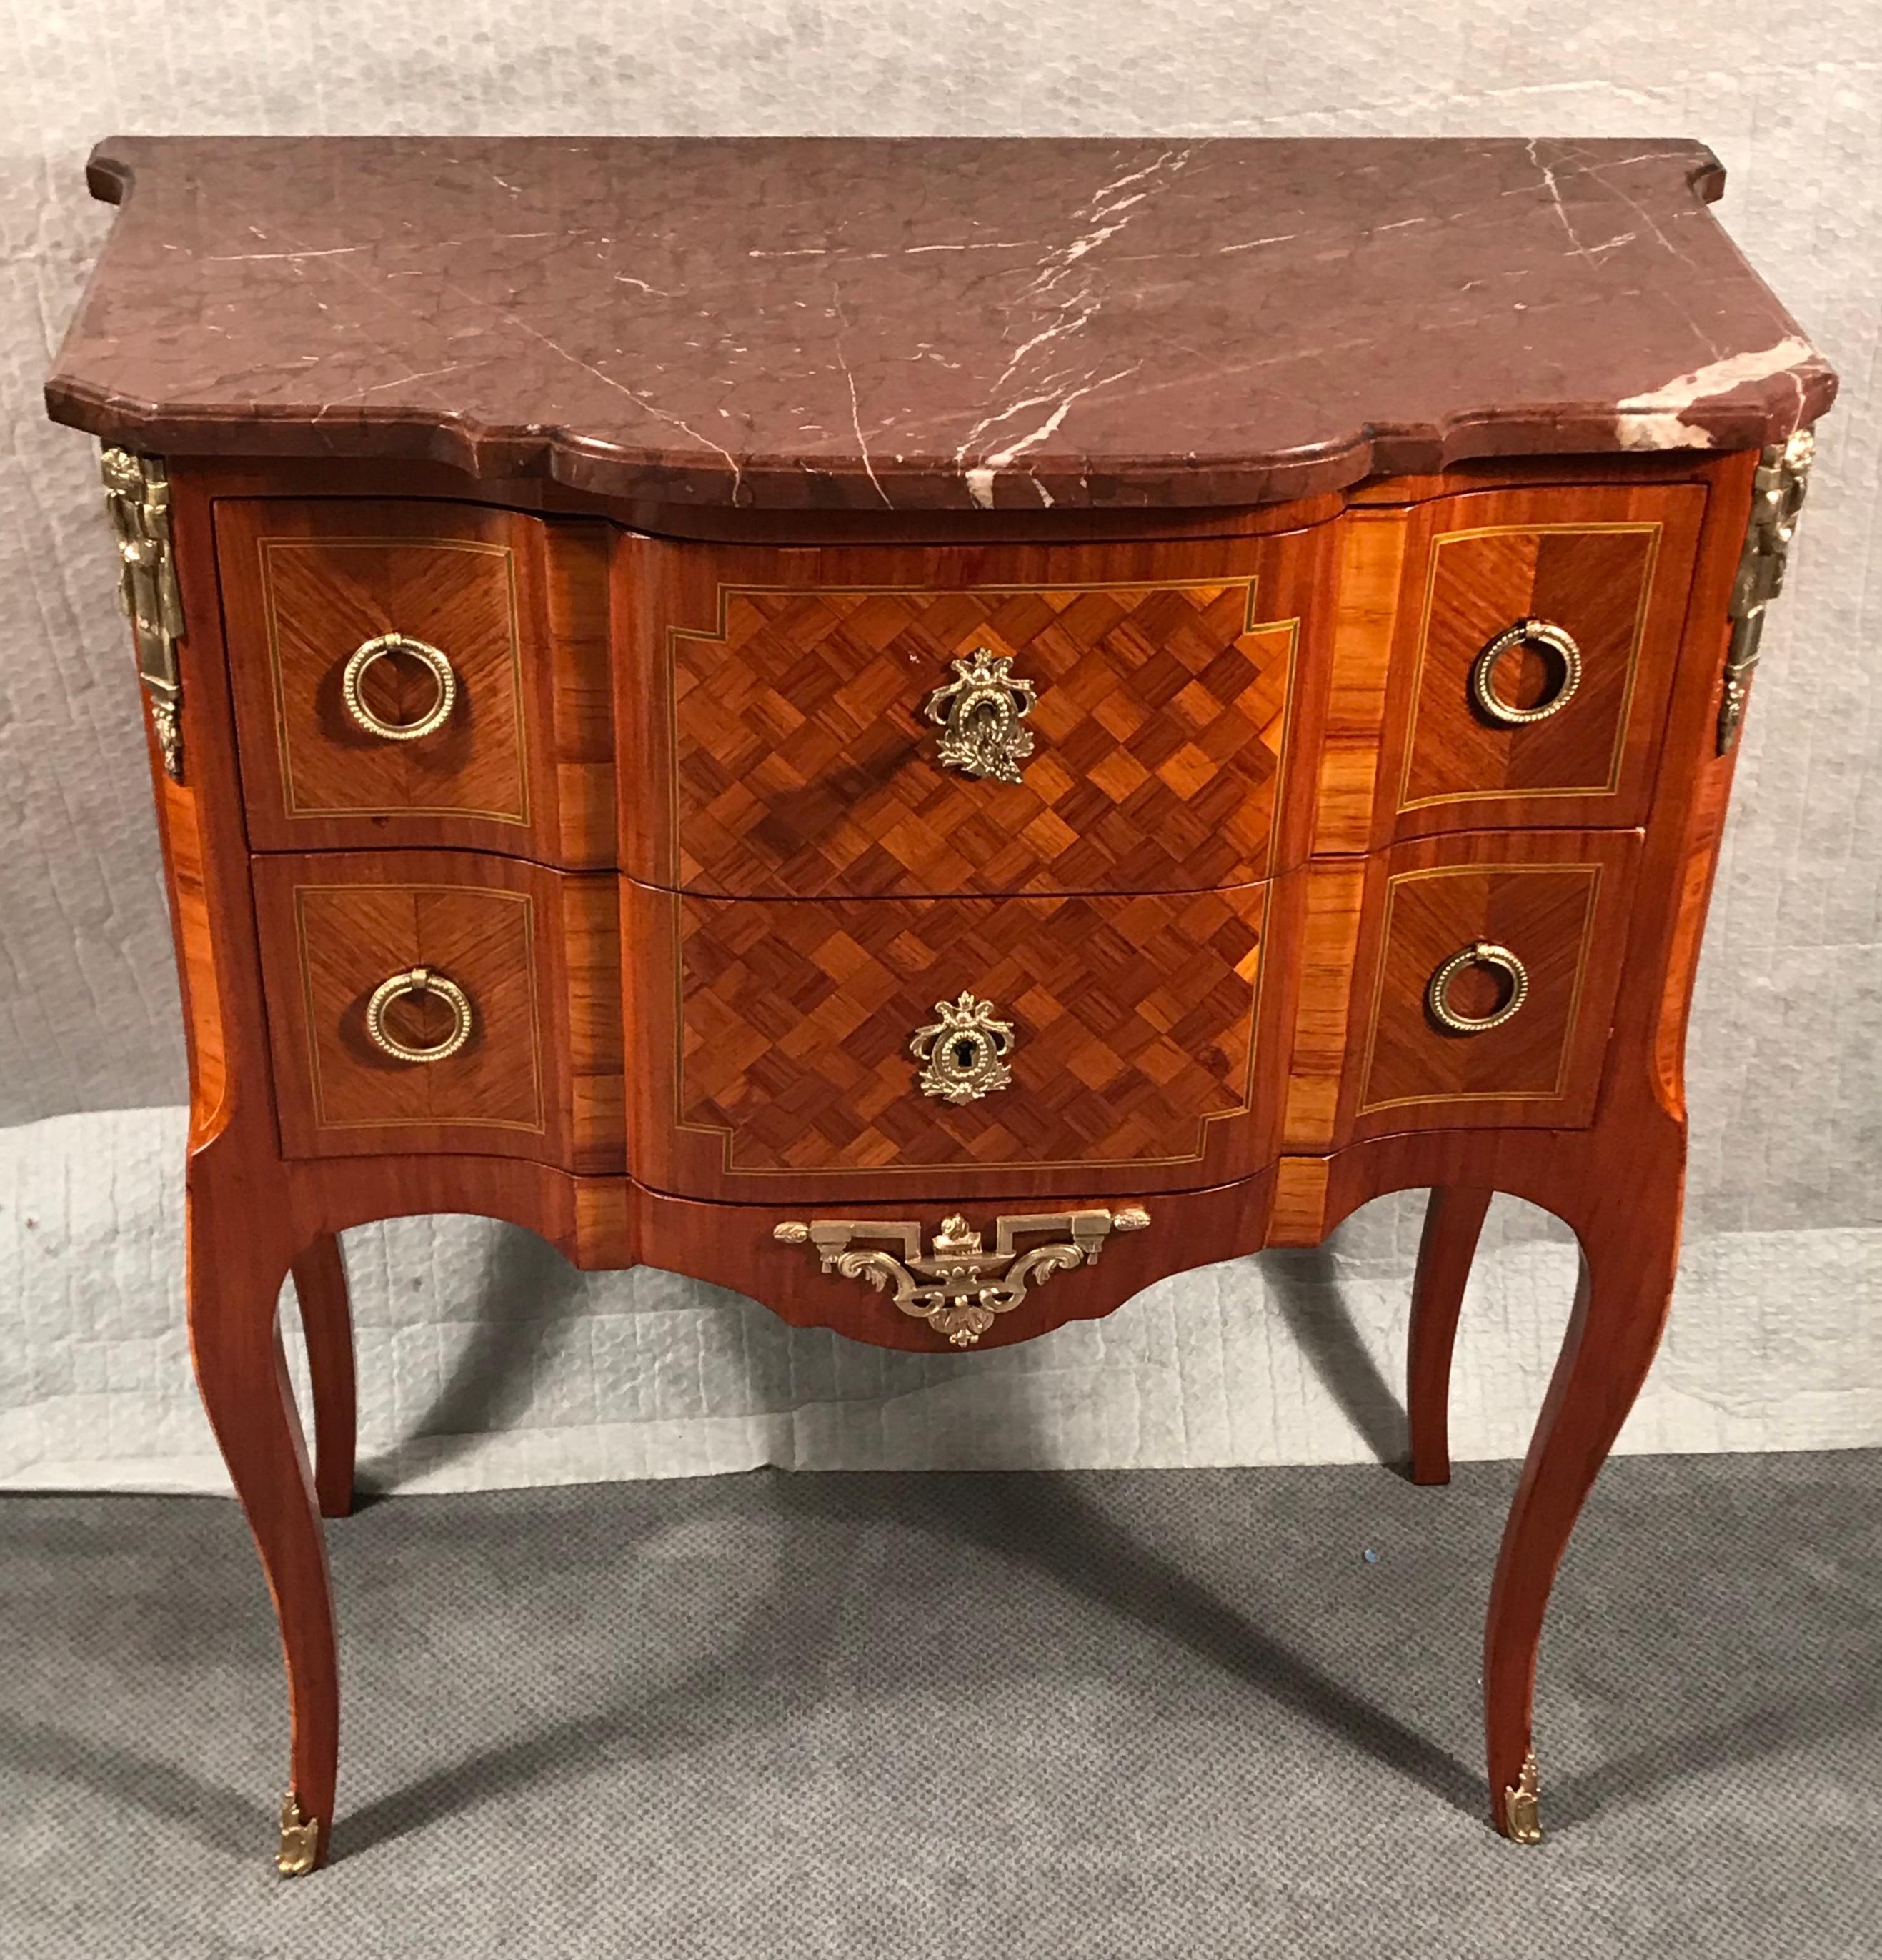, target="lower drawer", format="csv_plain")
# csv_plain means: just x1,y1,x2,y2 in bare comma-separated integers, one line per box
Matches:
250,830,1636,1185
252,852,624,1169
622,877,1295,1203
1285,828,1641,1146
